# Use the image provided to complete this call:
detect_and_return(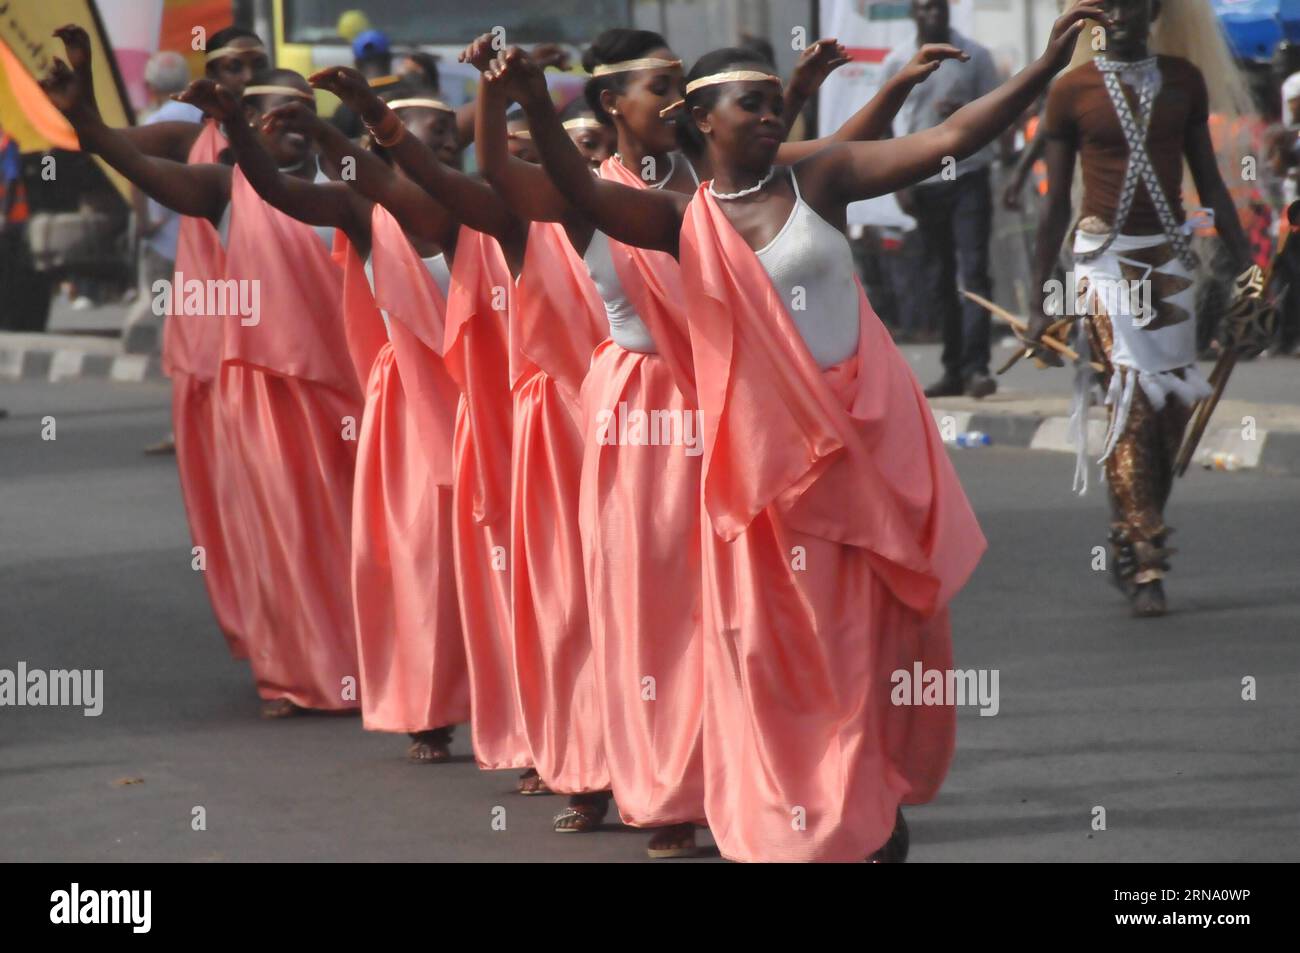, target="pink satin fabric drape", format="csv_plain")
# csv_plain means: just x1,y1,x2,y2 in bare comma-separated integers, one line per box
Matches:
578,158,707,826
509,221,609,793
442,226,529,769
341,206,469,734
678,187,987,861
215,168,362,710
